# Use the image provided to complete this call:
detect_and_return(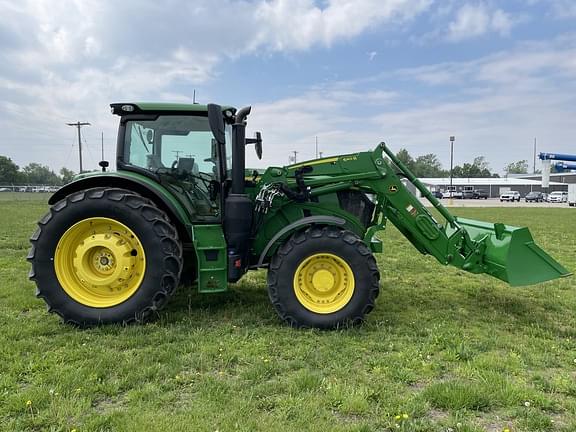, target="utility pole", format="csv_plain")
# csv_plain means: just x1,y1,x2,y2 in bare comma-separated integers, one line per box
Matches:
291,150,299,164
101,131,105,161
315,136,318,159
319,151,323,158
67,121,90,173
